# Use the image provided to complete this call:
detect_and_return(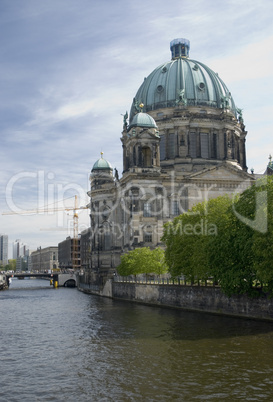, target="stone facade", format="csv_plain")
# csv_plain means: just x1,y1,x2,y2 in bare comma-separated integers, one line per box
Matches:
31,246,58,272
